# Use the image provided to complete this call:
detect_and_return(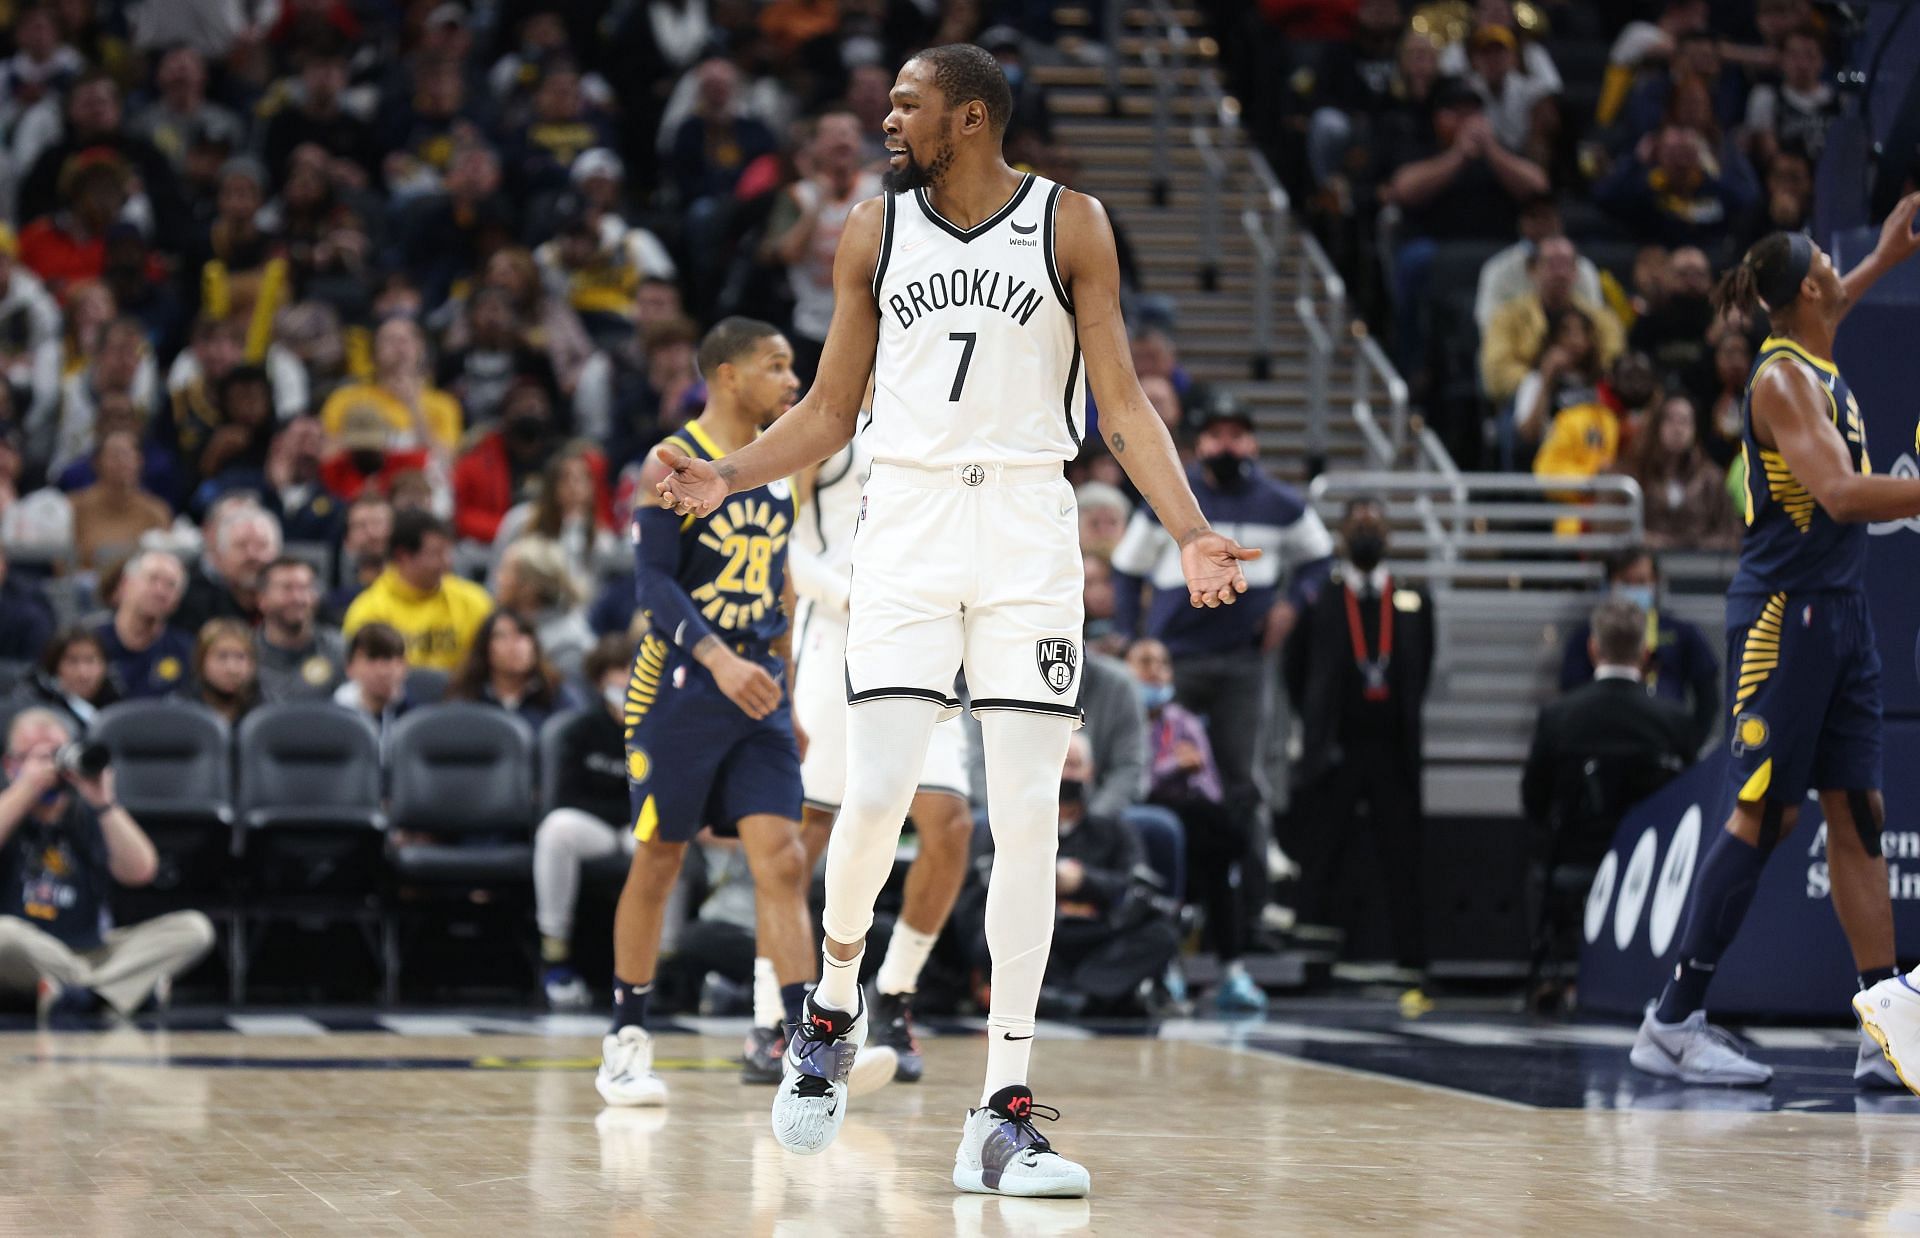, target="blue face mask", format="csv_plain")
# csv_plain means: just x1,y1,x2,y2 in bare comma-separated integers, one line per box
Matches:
1136,681,1175,712
1616,584,1657,612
